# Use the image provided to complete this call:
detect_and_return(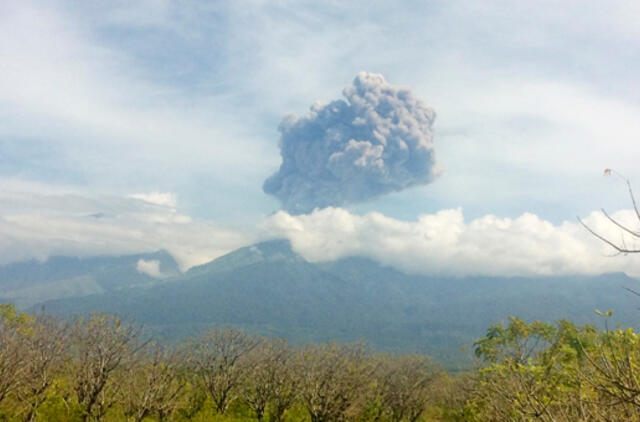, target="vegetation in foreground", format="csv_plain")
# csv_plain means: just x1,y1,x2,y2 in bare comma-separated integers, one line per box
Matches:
2,304,640,421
